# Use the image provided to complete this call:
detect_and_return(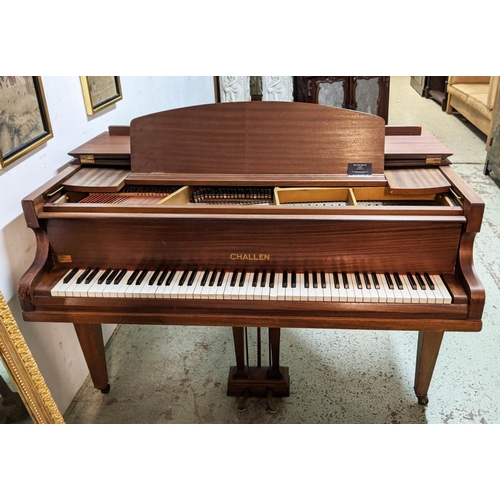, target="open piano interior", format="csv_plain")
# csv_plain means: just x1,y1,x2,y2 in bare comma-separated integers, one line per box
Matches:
18,102,485,412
